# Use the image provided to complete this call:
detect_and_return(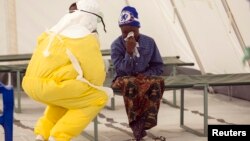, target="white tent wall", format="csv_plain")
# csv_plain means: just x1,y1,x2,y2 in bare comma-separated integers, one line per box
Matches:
2,0,250,74
15,0,75,54
174,0,250,74
0,0,8,54
158,0,200,70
